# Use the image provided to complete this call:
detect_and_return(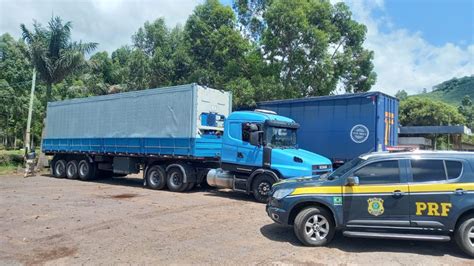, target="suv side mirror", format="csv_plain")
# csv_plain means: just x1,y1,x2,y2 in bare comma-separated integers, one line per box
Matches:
249,131,263,146
346,176,360,186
